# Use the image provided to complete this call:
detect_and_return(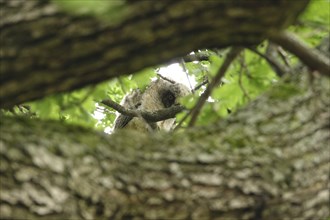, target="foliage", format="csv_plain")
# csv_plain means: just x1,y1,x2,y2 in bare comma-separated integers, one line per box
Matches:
293,0,330,46
8,0,329,132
